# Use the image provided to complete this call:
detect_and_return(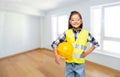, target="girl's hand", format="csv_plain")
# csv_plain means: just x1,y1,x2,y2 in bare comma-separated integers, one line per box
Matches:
81,52,87,58
82,46,96,58
55,55,65,64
